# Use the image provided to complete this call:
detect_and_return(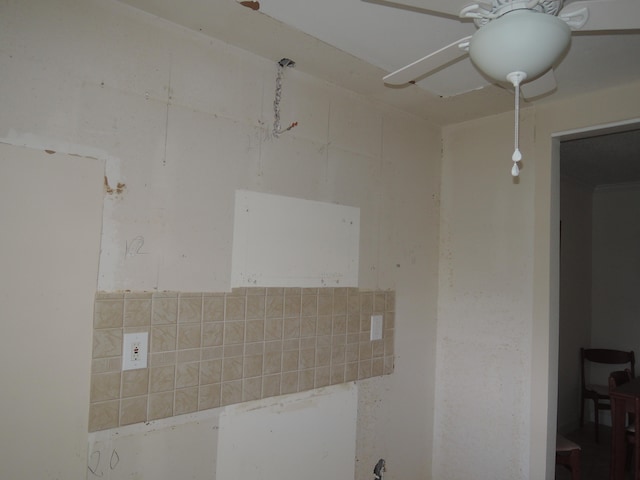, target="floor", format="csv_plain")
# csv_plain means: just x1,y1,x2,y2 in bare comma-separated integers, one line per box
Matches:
556,423,633,480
